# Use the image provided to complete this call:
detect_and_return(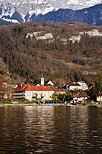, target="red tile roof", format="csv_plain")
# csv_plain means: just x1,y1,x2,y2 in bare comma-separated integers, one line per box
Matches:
73,92,88,98
14,84,28,92
55,89,67,92
14,85,54,92
26,86,54,91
